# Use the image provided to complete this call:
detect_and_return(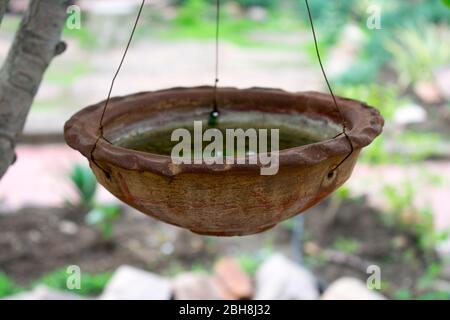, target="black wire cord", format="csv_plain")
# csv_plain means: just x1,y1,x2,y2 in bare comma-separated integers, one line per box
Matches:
90,0,146,163
304,0,354,173
208,0,221,126
90,0,353,173
213,0,220,113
